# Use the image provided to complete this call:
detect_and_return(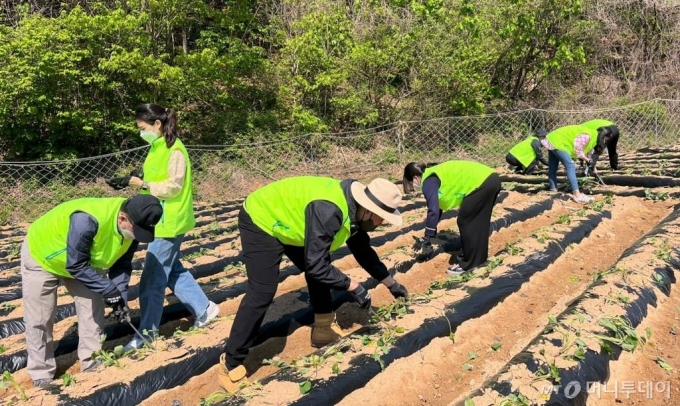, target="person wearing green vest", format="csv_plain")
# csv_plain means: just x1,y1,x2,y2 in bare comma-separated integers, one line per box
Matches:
580,119,620,170
21,195,162,388
217,176,406,392
505,130,549,175
403,160,501,276
542,124,615,203
106,103,219,351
